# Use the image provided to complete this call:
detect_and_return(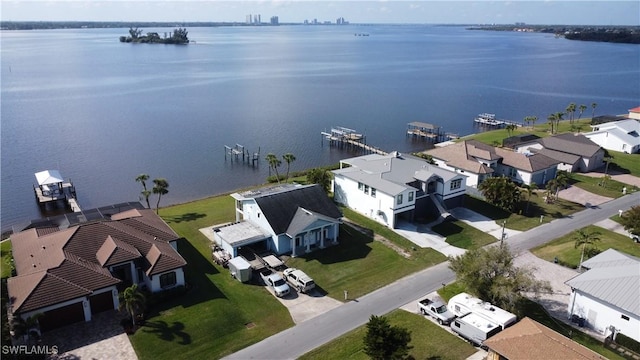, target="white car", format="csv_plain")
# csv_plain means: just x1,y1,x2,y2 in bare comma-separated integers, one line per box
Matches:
283,268,315,293
266,273,290,297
